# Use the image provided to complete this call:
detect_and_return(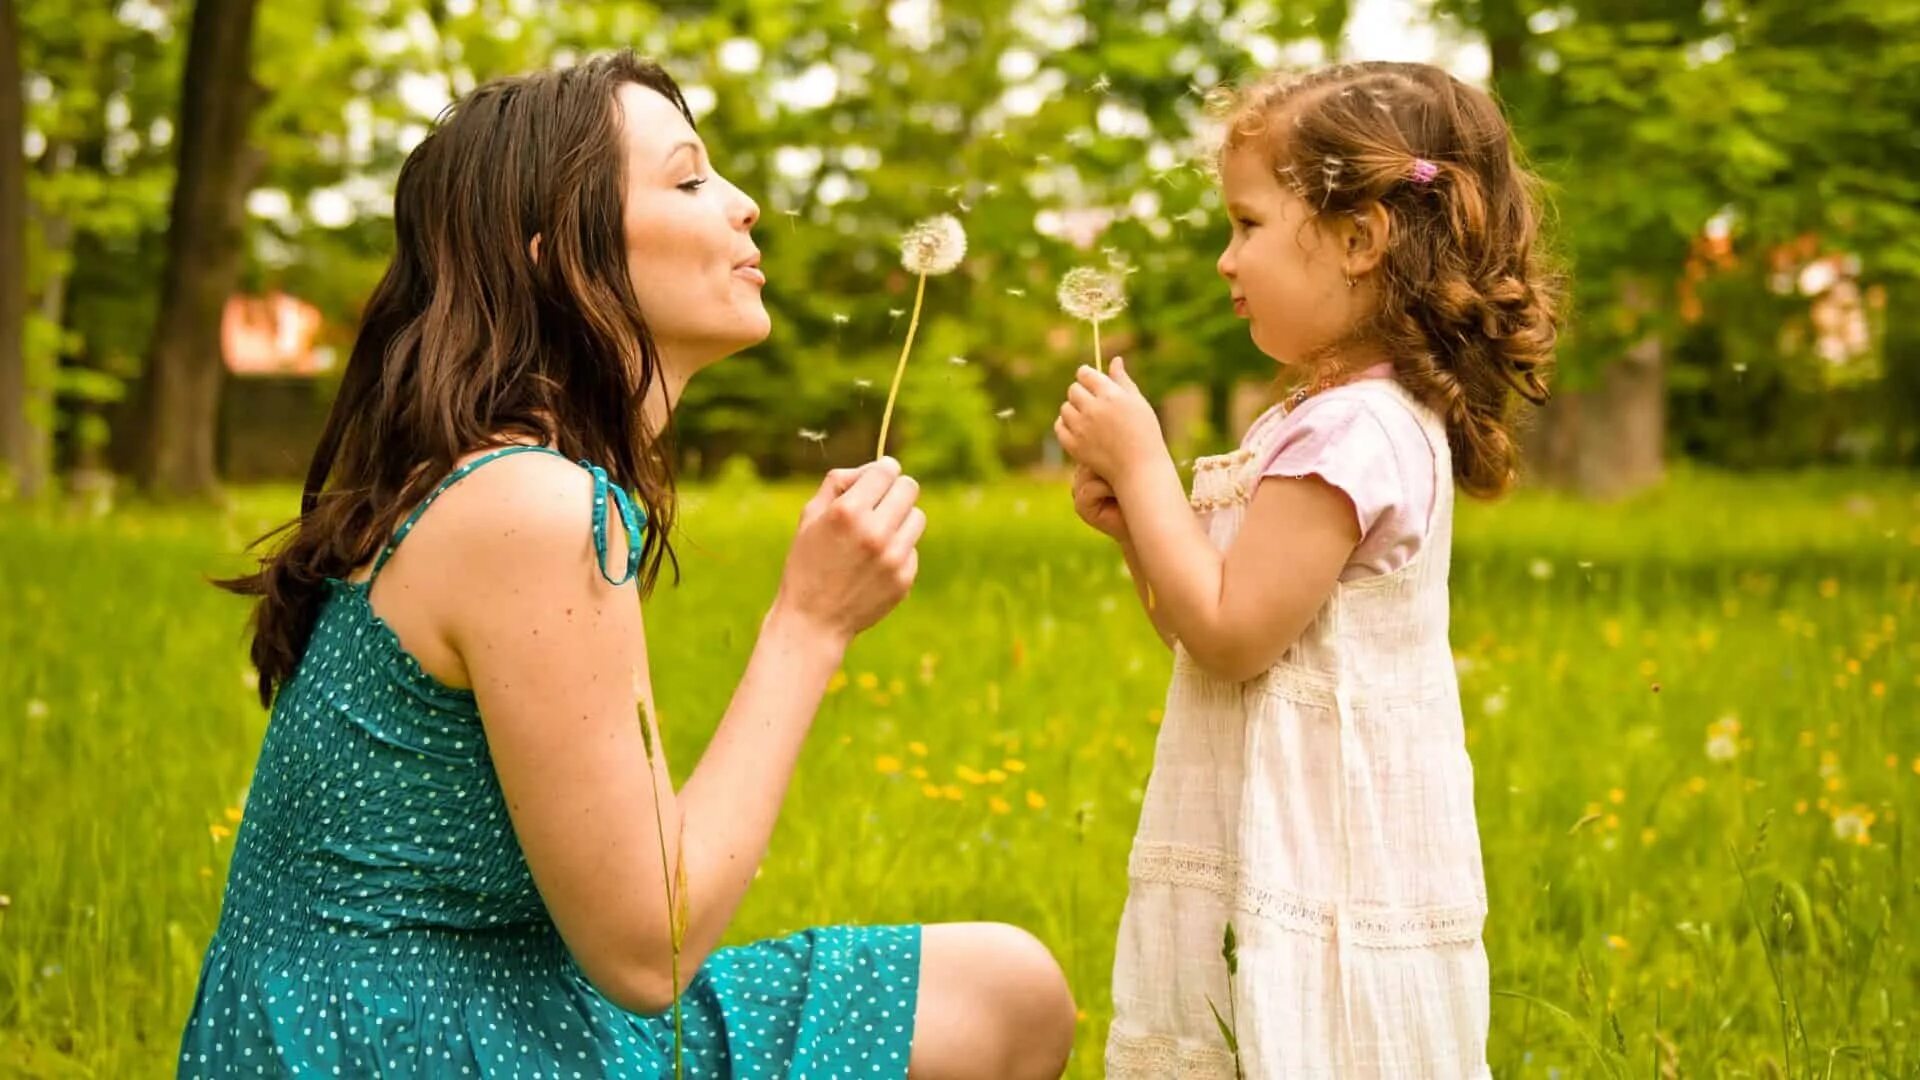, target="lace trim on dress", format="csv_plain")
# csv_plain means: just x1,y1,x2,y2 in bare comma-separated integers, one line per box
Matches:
1129,842,1486,949
1107,1030,1238,1077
